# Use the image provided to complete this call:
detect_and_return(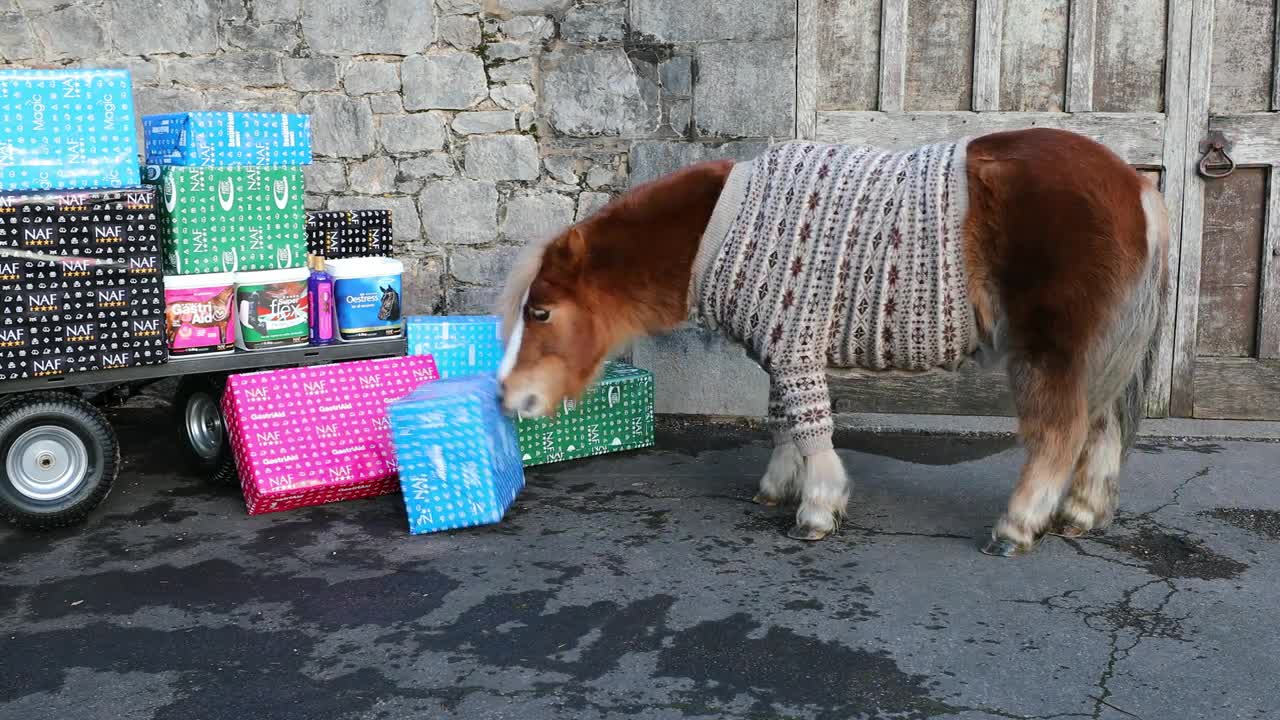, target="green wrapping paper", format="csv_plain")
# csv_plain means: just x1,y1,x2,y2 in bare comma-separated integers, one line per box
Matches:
515,361,655,467
143,165,305,275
